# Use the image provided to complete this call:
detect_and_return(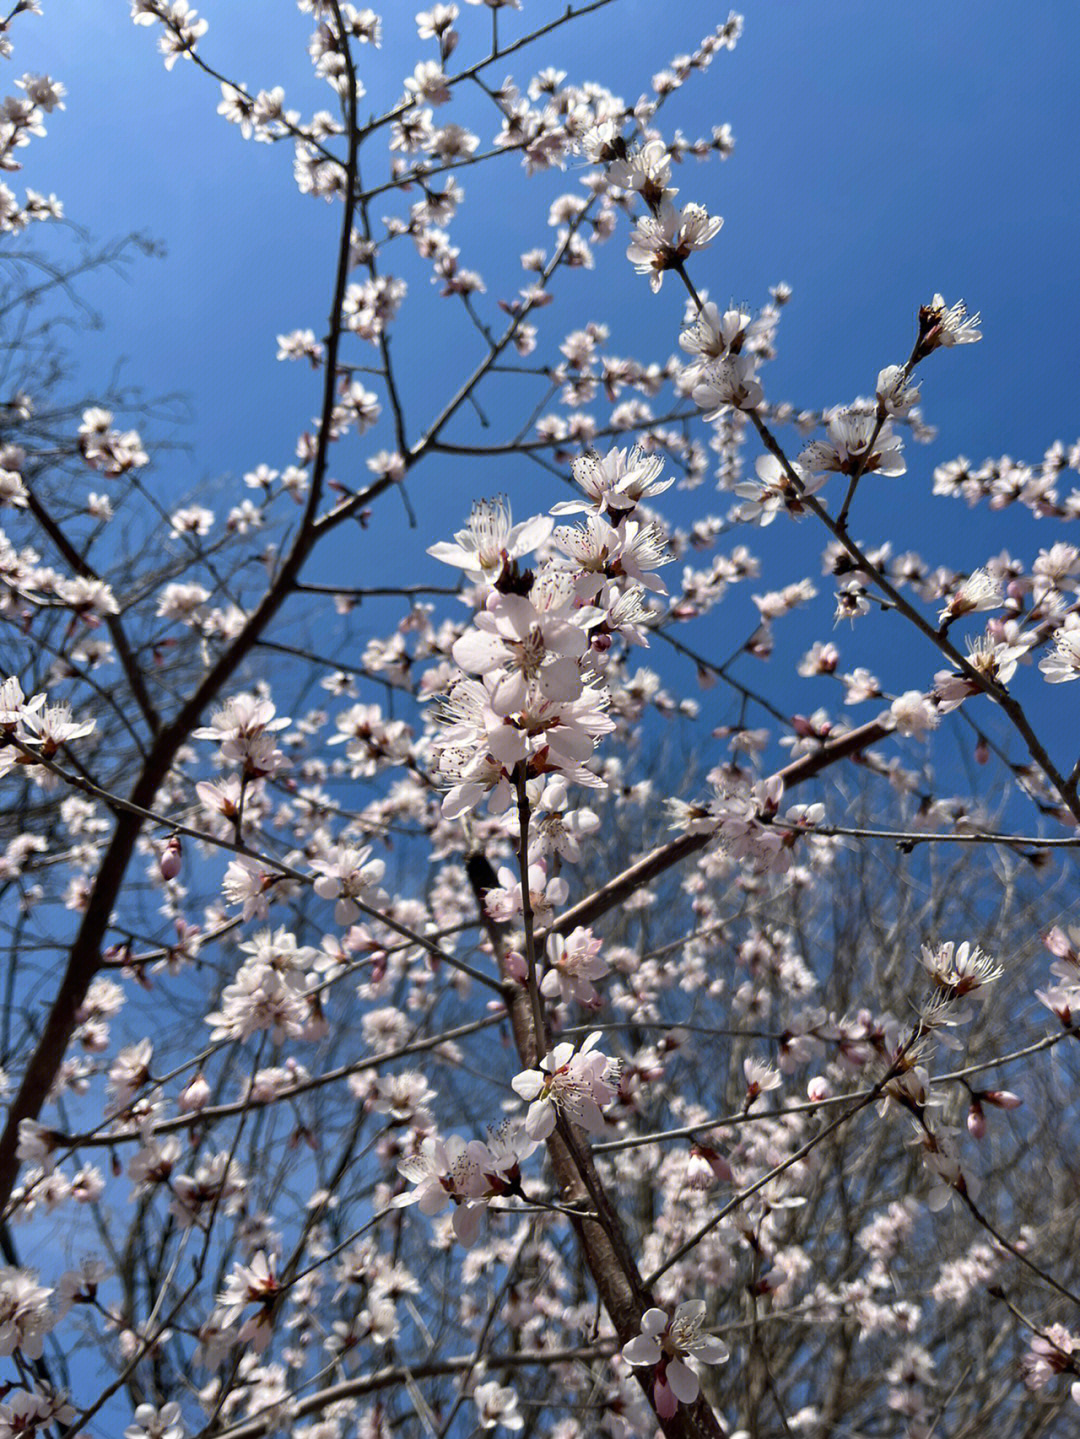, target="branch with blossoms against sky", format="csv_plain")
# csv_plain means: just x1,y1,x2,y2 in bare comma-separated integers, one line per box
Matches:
0,4,753,1435
592,111,1080,833
4,3,1080,1438
0,0,713,1224
571,104,1080,1417
403,428,1078,1437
